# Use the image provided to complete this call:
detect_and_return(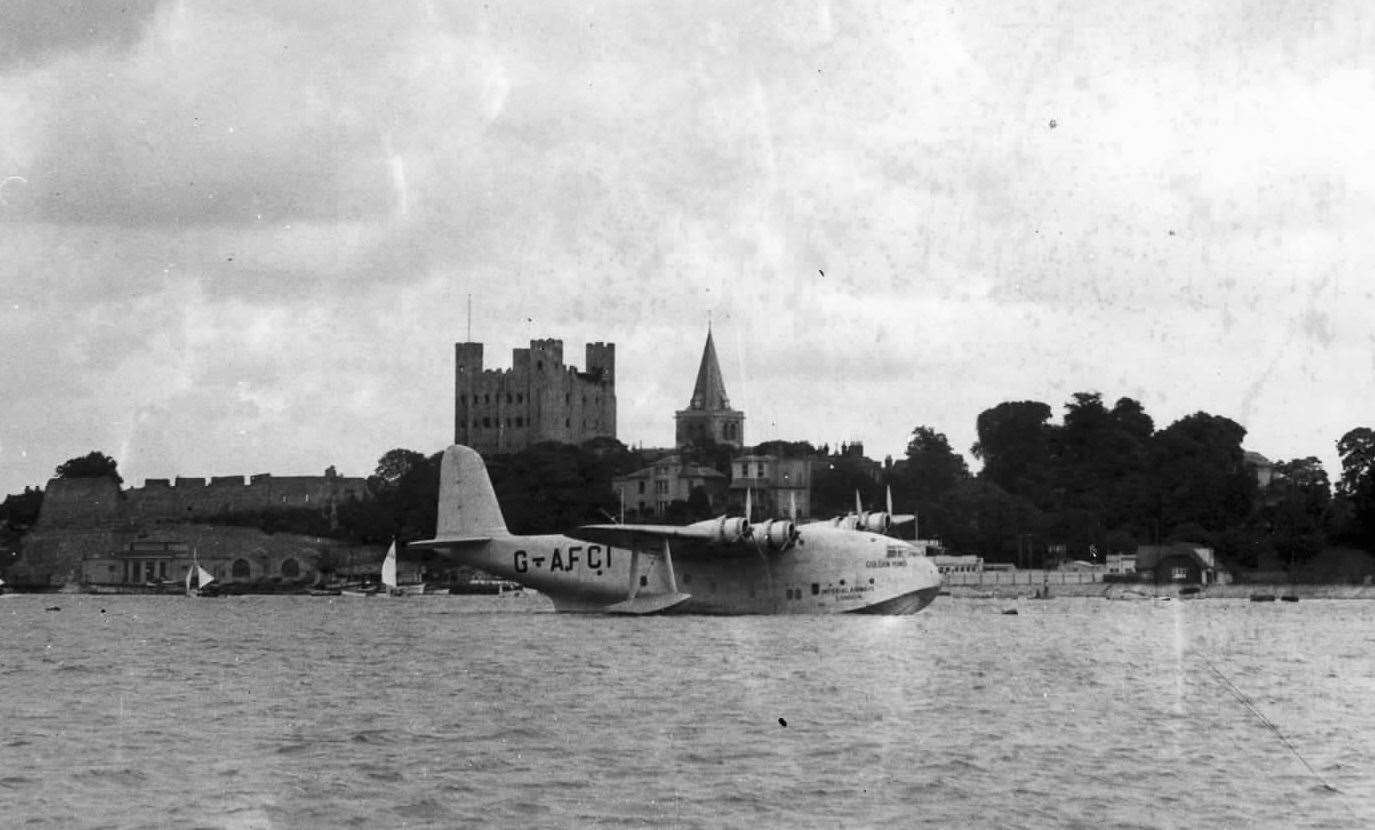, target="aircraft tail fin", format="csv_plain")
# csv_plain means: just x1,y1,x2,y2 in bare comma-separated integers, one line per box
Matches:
435,445,509,539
